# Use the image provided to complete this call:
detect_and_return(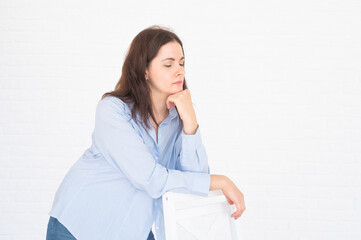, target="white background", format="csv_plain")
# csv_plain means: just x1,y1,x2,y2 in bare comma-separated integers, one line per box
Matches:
0,0,361,239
